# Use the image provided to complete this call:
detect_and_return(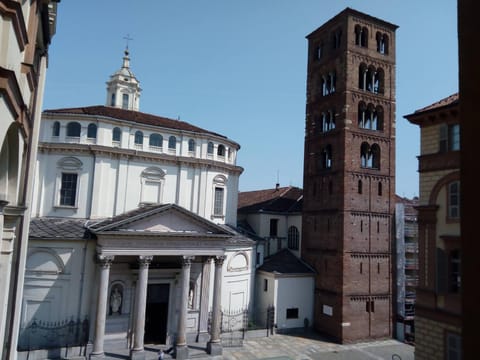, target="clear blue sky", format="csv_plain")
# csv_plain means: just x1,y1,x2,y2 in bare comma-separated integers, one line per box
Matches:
43,0,458,198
